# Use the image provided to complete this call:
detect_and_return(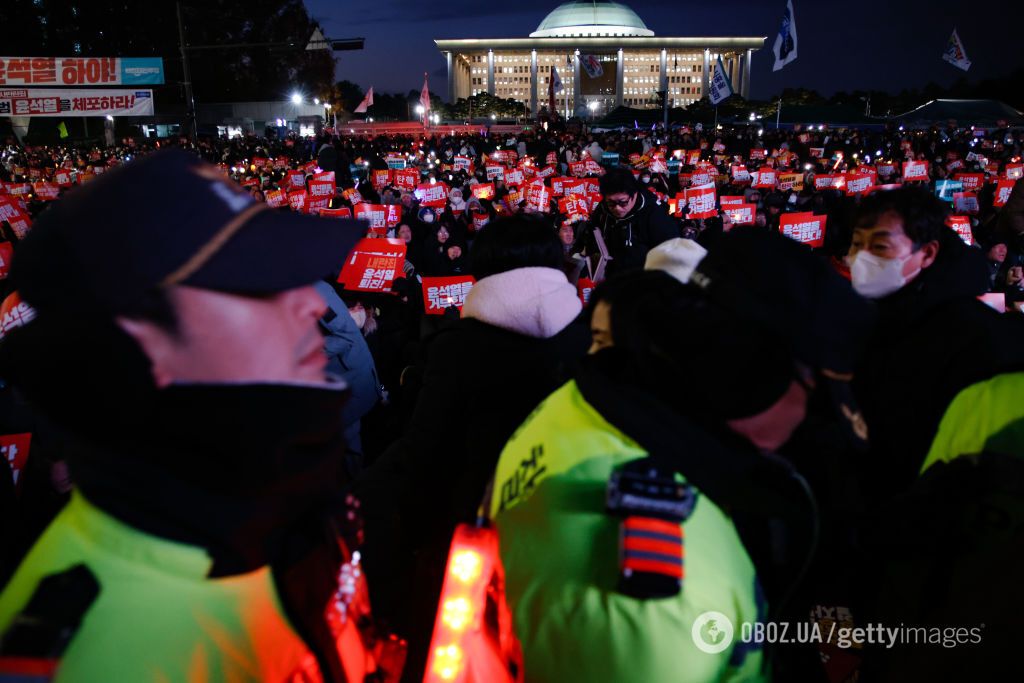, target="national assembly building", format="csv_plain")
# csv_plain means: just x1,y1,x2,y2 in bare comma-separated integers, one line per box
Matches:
436,0,766,119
